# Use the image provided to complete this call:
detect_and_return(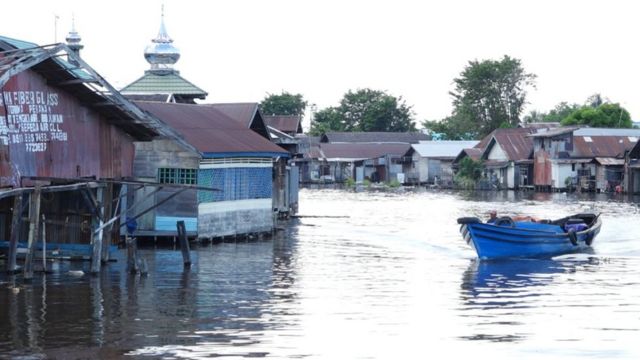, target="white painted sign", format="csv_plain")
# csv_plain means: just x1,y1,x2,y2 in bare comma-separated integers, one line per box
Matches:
0,90,68,152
